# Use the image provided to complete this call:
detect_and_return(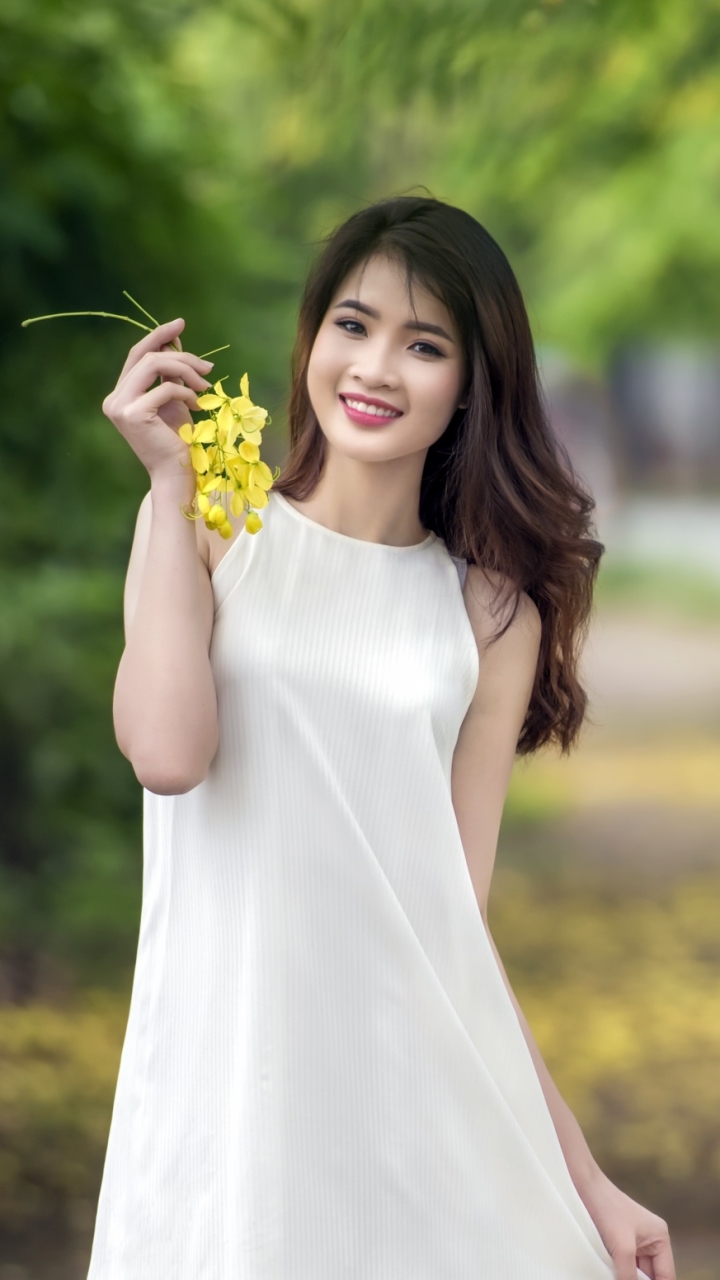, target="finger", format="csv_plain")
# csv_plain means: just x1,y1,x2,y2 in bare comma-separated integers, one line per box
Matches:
118,354,212,402
133,381,202,419
124,346,213,382
117,318,186,382
612,1245,641,1280
108,382,200,431
158,337,181,381
141,351,213,386
647,1243,676,1280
